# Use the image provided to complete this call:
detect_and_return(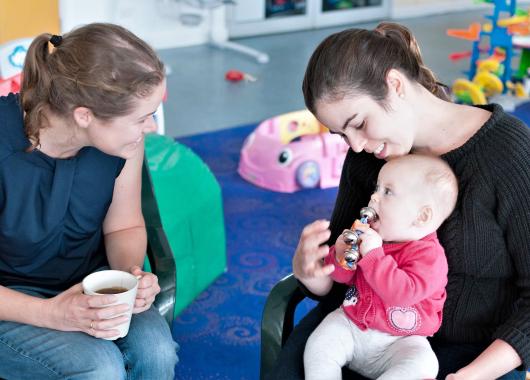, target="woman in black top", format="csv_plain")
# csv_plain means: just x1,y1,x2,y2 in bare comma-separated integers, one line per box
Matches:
275,22,530,380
